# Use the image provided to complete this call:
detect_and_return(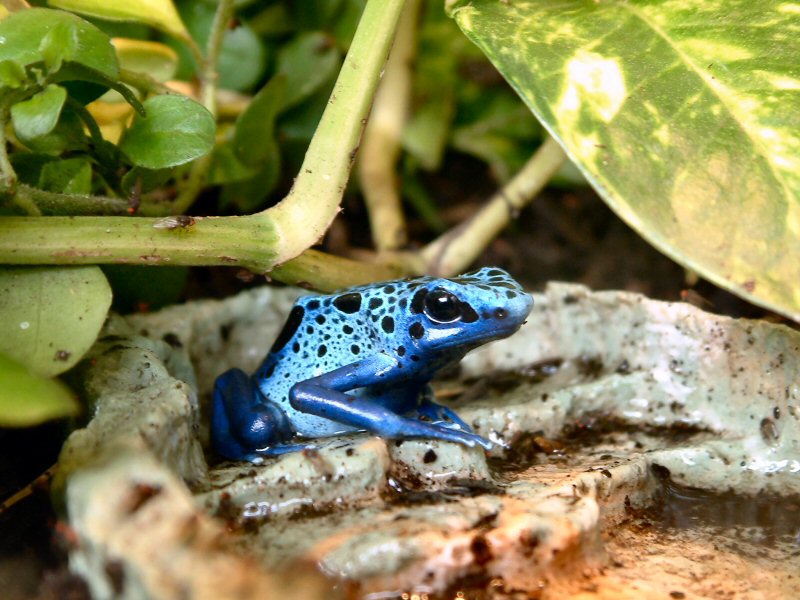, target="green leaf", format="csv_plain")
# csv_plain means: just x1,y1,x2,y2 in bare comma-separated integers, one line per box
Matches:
38,157,92,194
10,153,58,186
48,0,190,41
219,160,281,213
233,75,285,167
17,106,88,155
0,60,26,89
208,139,260,185
120,166,172,196
217,23,267,92
0,353,79,427
0,266,112,377
119,94,215,169
450,0,800,320
165,3,266,91
276,32,341,111
113,38,178,82
452,93,541,181
10,84,67,143
0,8,119,80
